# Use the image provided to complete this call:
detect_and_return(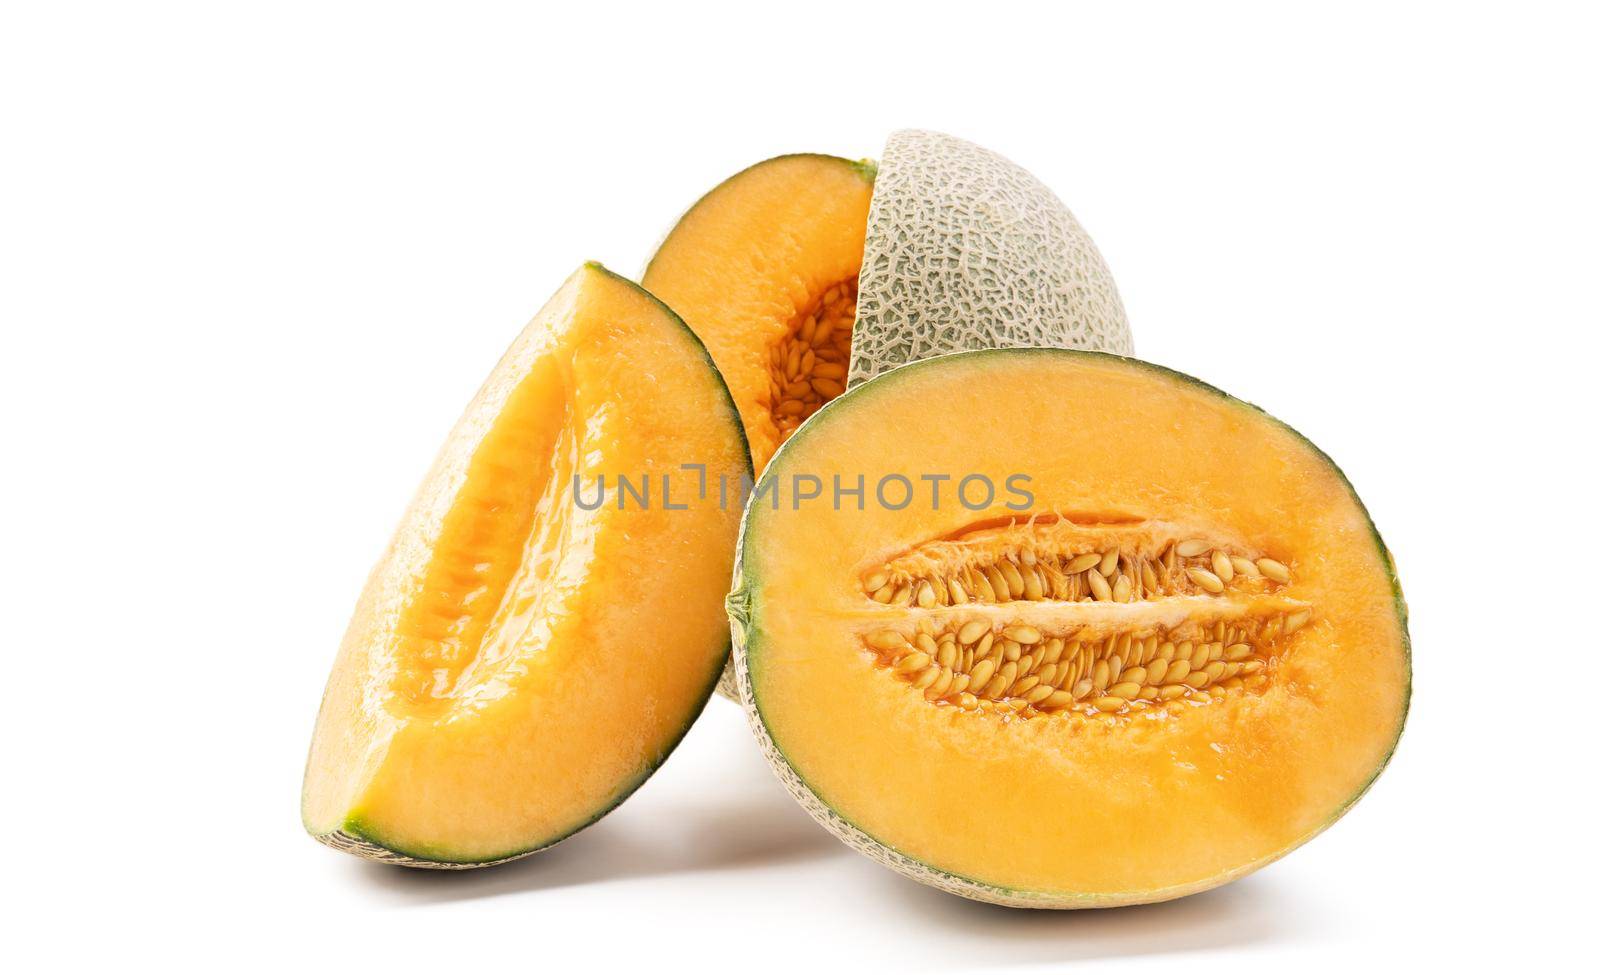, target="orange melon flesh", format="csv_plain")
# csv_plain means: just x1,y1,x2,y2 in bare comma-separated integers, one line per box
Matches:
303,264,750,865
643,154,874,471
734,350,1409,904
